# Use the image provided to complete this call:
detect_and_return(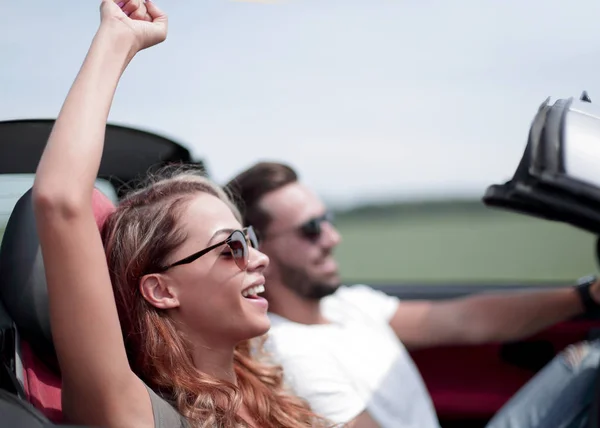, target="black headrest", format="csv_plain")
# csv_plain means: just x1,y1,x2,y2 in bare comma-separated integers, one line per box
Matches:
0,189,56,371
